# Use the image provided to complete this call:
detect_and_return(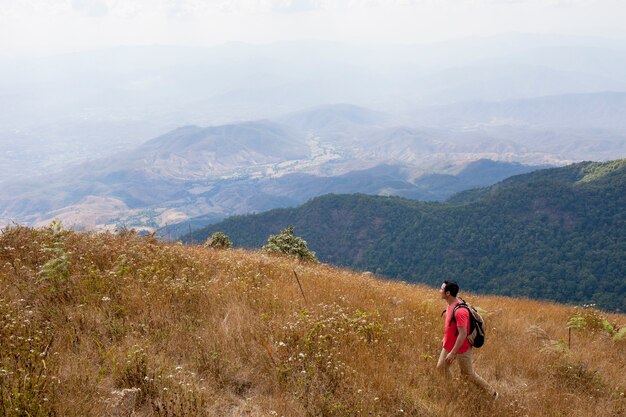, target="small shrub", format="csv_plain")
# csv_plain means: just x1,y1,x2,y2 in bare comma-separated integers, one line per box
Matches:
602,319,615,336
566,314,586,331
567,305,620,339
613,327,626,343
551,359,606,396
39,221,71,284
115,346,158,404
204,232,232,249
262,226,317,262
37,221,74,301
